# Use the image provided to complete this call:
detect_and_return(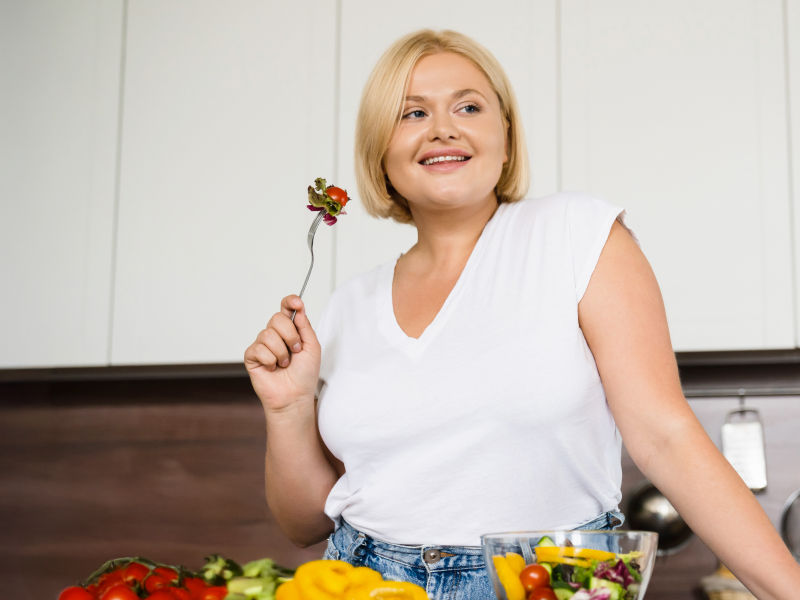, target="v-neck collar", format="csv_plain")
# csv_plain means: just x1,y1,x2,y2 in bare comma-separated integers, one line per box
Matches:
376,202,507,359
